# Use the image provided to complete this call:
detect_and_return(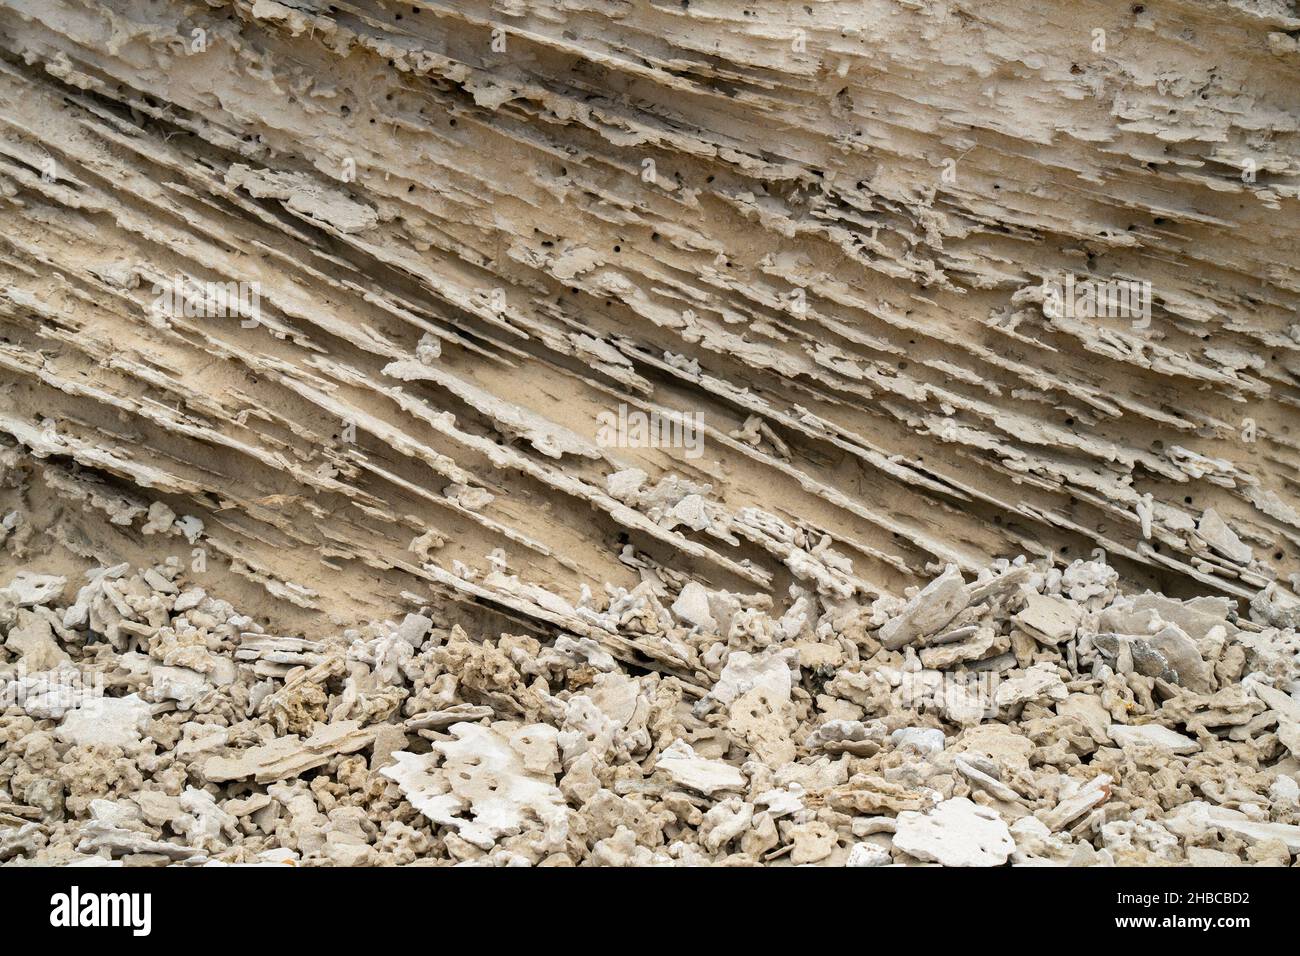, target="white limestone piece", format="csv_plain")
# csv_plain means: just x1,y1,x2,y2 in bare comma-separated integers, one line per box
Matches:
893,797,1014,867
655,739,747,795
